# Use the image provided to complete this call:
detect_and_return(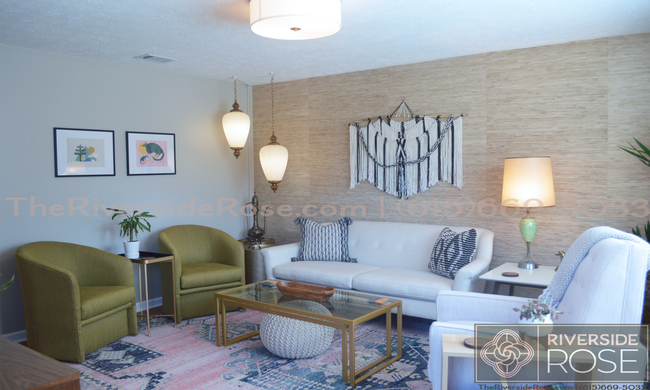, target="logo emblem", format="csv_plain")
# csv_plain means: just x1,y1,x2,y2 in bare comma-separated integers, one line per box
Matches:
480,329,535,378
